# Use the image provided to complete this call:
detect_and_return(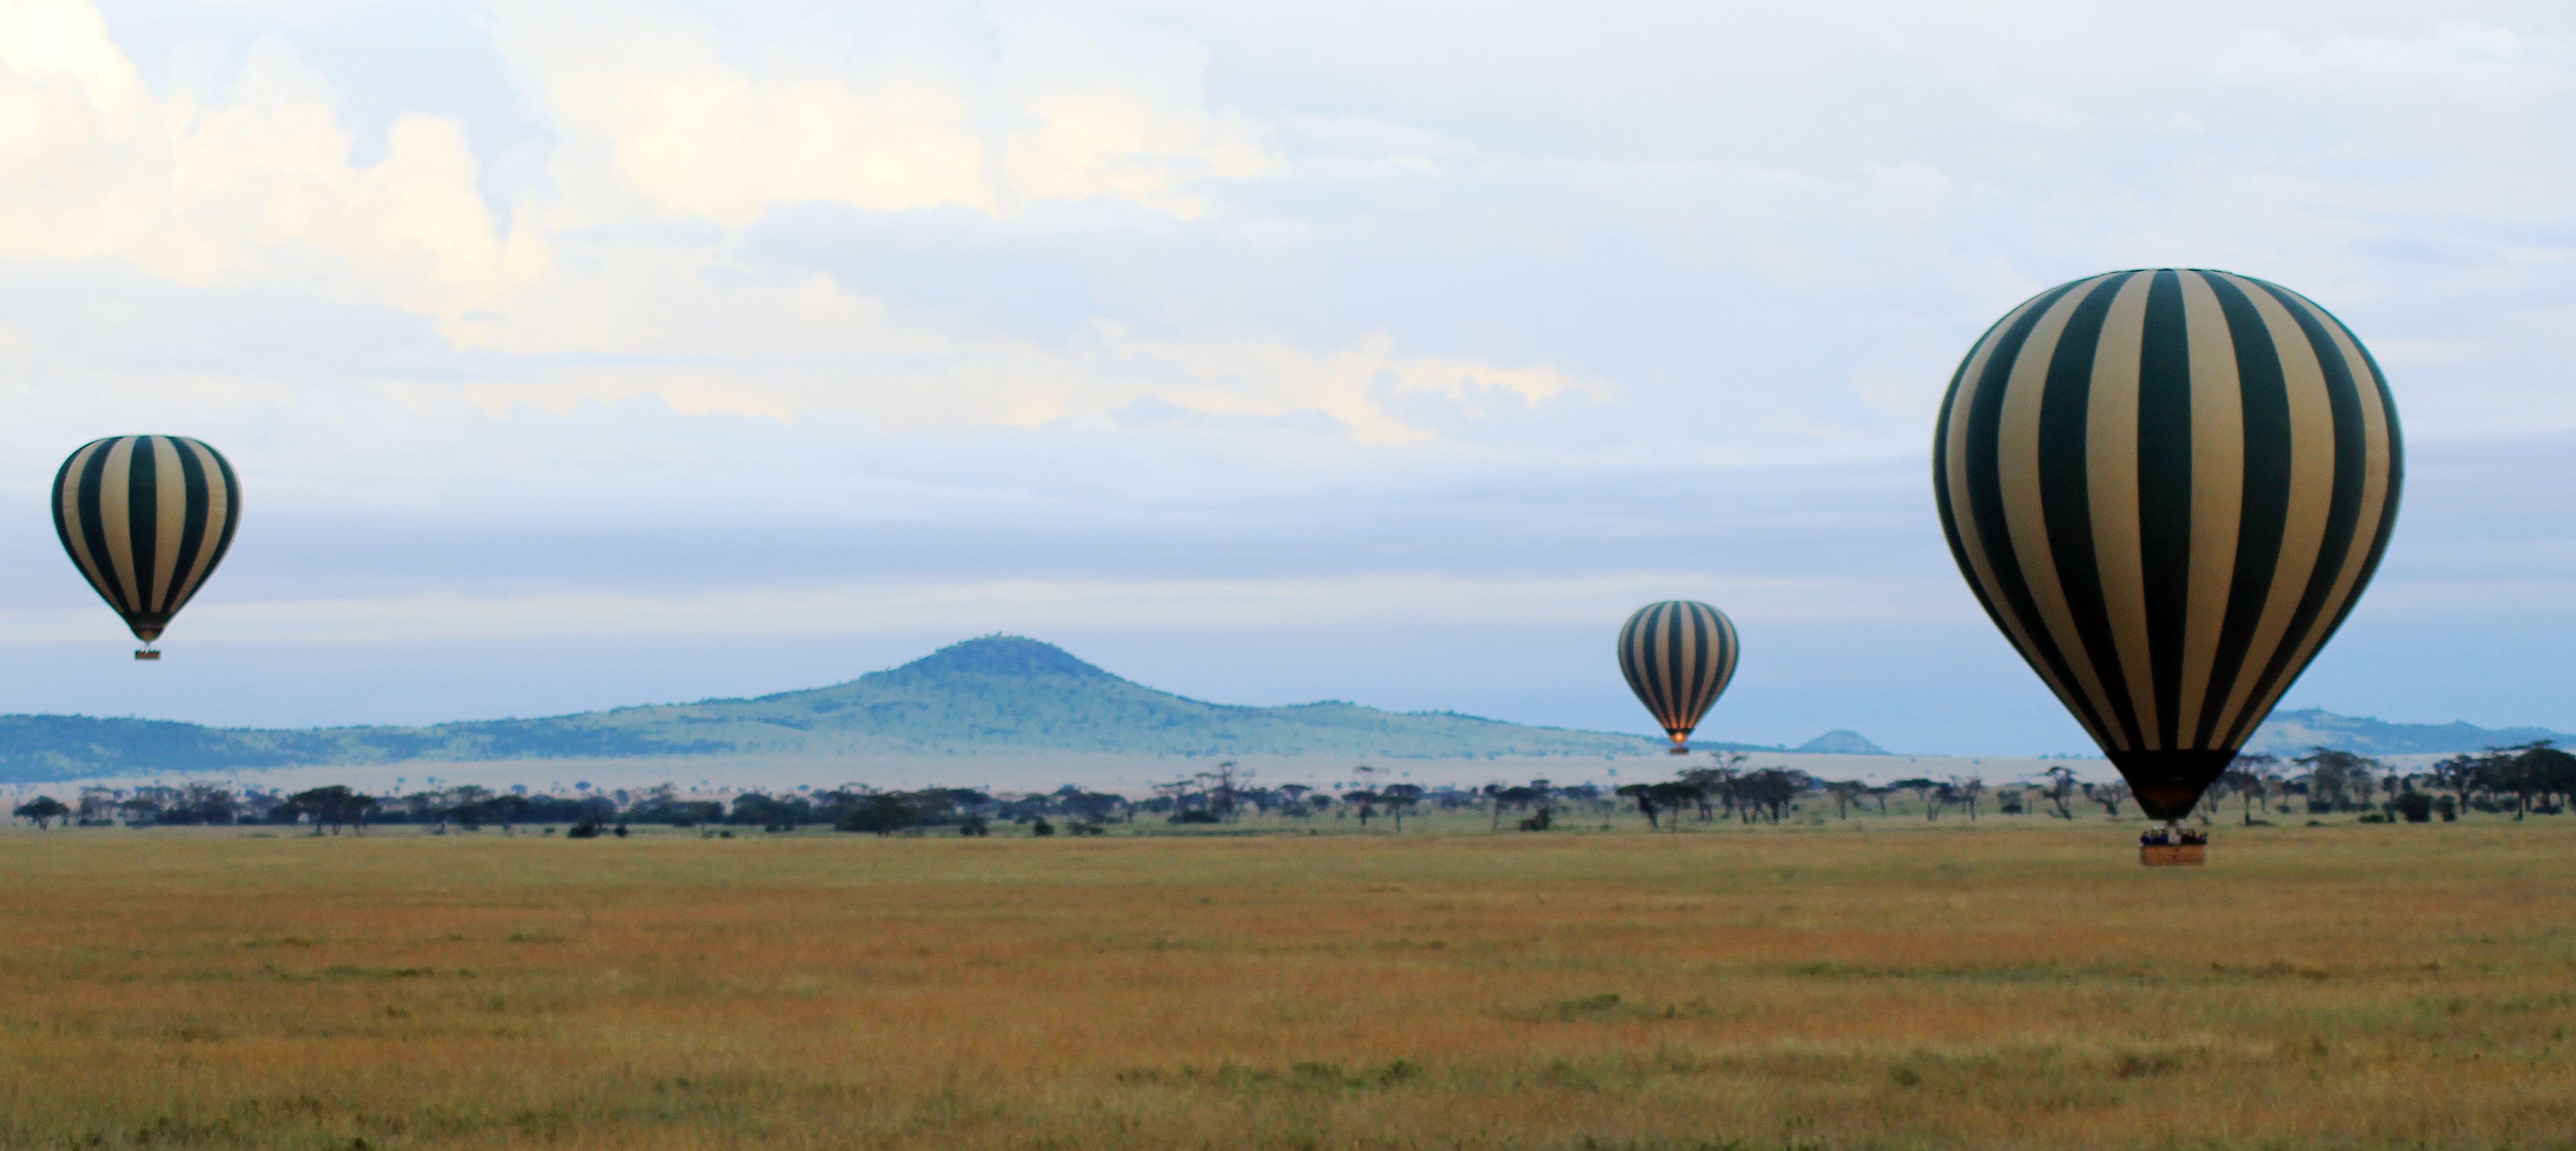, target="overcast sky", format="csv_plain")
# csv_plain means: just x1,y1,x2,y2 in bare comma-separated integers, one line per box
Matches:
0,0,2569,753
